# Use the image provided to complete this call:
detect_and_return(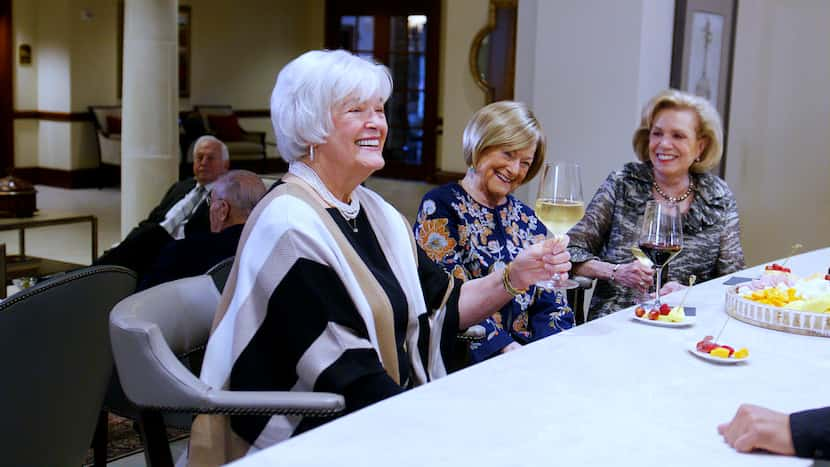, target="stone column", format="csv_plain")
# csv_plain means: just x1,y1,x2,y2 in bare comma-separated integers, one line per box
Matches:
120,0,178,237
